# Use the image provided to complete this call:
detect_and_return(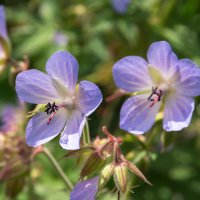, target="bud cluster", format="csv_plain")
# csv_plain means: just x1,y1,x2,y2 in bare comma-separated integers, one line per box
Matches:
64,126,152,198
